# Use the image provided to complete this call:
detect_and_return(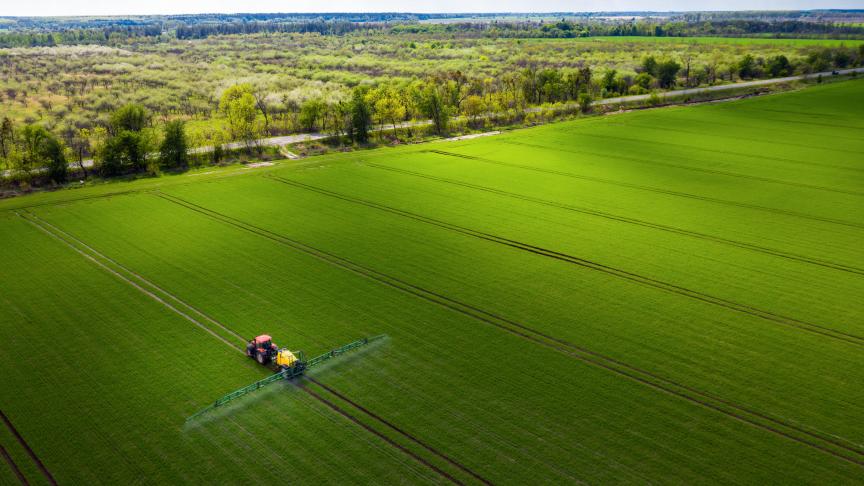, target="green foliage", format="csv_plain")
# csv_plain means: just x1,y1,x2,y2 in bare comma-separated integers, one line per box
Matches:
656,59,682,88
160,120,188,169
18,125,51,174
578,93,593,113
738,54,758,79
642,56,659,76
766,55,793,77
419,85,449,135
349,87,372,143
299,98,325,132
634,72,654,90
110,104,148,134
100,131,149,176
0,117,13,161
44,136,68,183
221,85,261,145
